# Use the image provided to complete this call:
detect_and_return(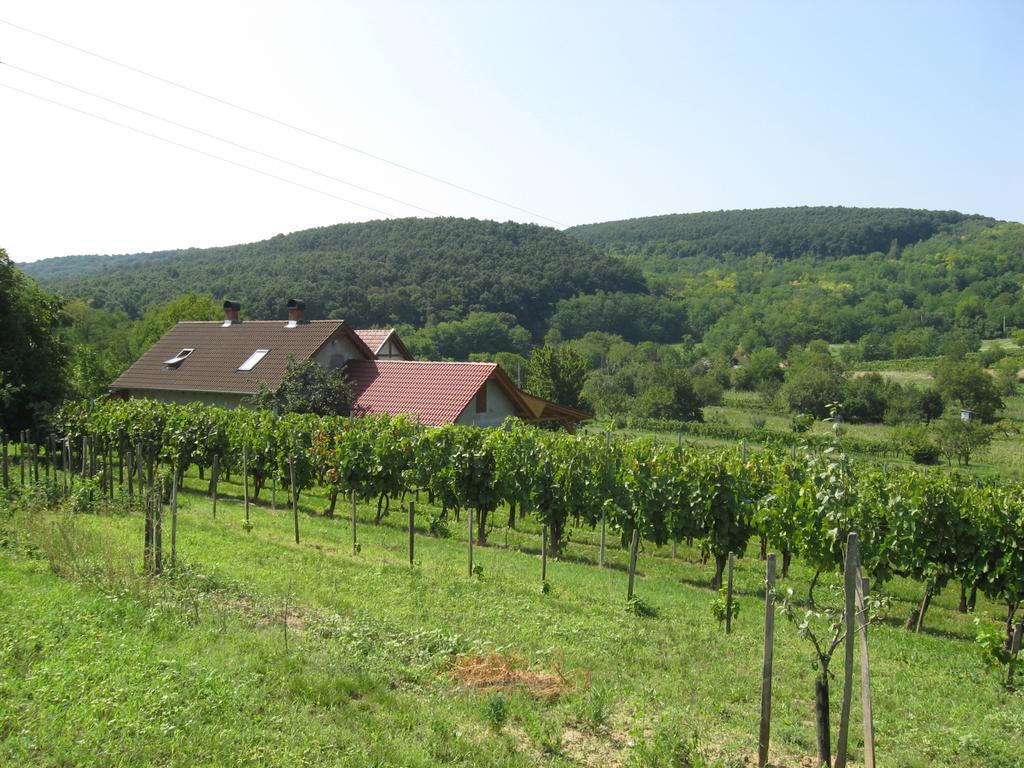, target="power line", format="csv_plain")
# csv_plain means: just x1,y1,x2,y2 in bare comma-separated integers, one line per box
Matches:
0,59,442,216
0,80,399,217
0,16,565,227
